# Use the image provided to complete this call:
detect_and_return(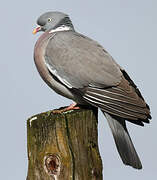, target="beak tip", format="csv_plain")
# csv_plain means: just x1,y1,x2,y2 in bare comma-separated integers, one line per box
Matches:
32,30,37,35
32,26,41,35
